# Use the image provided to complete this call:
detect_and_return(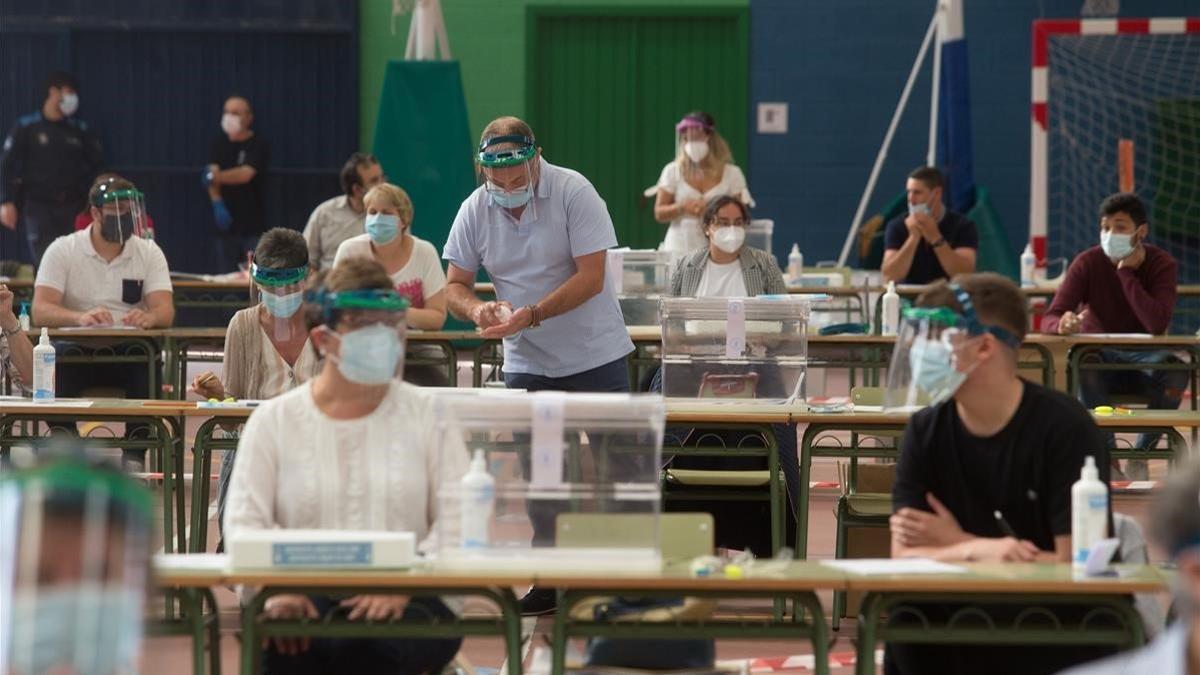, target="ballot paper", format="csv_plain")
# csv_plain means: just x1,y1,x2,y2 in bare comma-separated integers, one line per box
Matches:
154,553,230,573
821,558,968,575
